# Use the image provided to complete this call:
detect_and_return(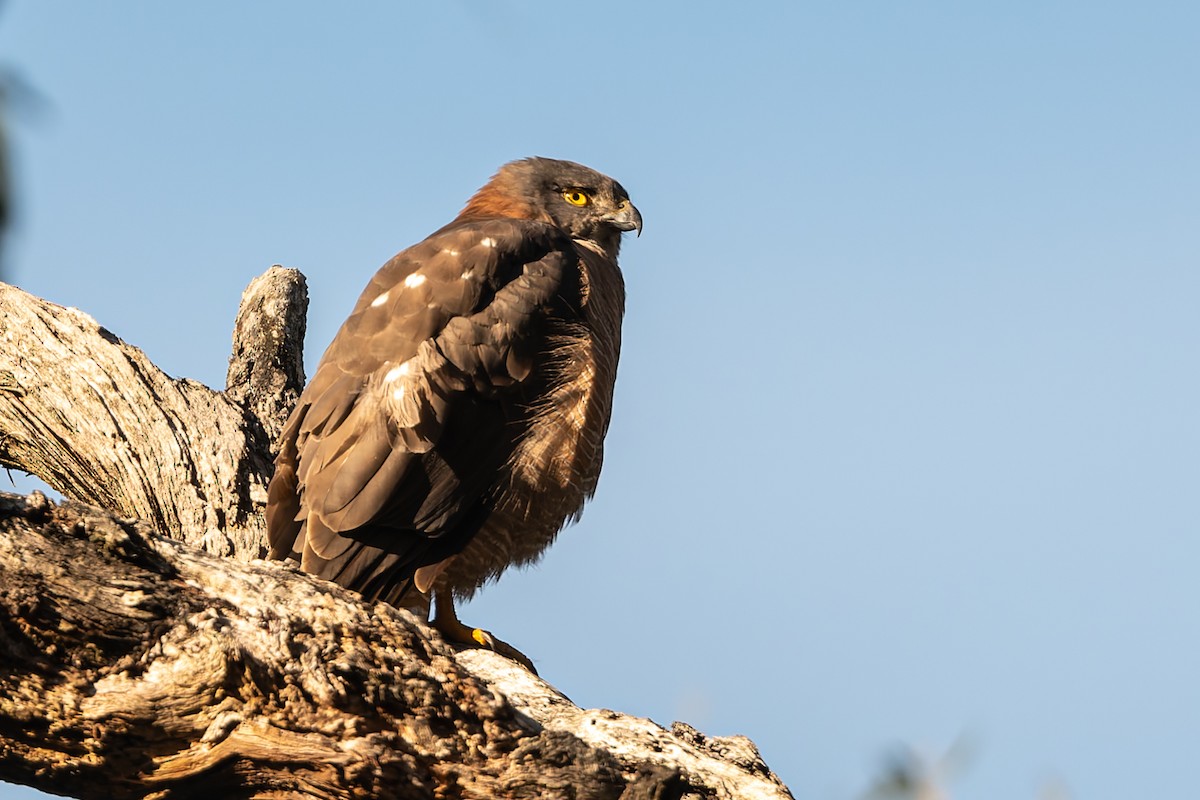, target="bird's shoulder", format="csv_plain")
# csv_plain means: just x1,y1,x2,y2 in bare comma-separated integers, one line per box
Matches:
365,217,573,303
309,218,576,379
